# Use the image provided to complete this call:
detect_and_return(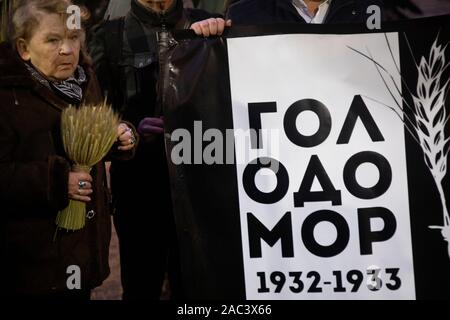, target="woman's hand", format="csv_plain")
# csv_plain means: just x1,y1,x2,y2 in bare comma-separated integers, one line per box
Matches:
68,171,93,203
117,123,136,151
190,18,232,37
